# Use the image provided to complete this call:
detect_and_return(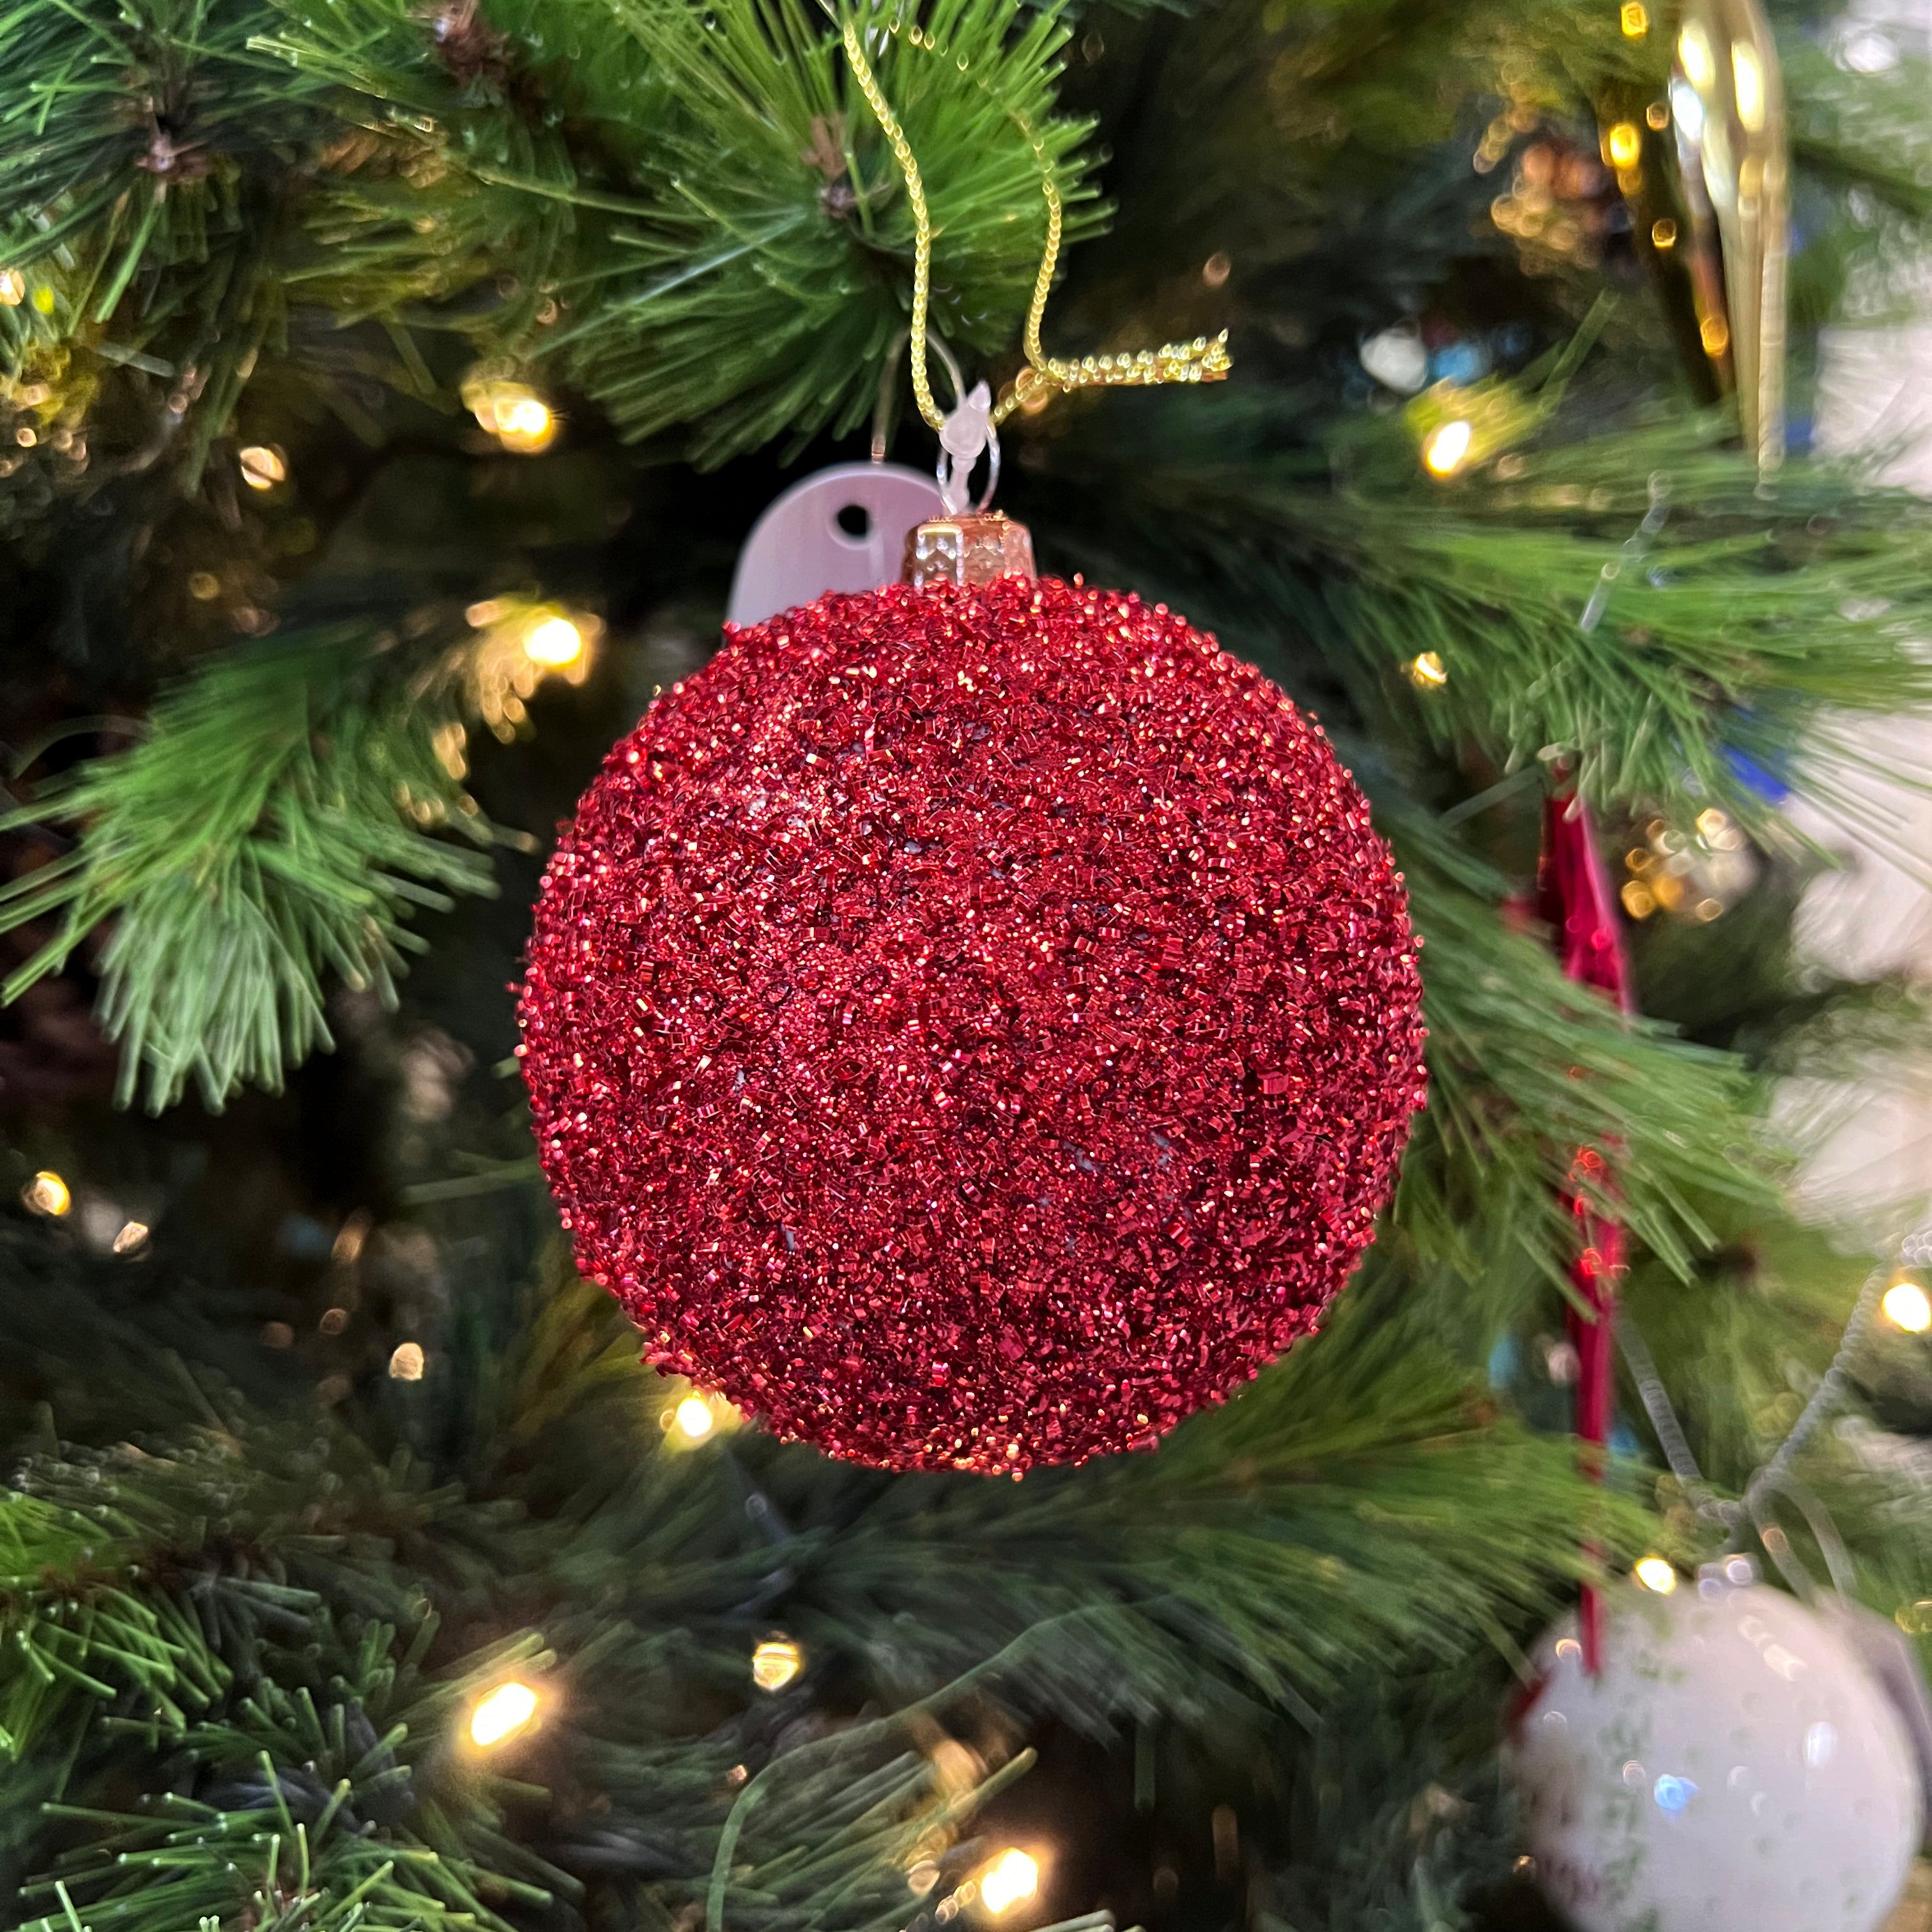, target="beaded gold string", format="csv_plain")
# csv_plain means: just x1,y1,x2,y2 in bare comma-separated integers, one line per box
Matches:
839,17,1230,435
